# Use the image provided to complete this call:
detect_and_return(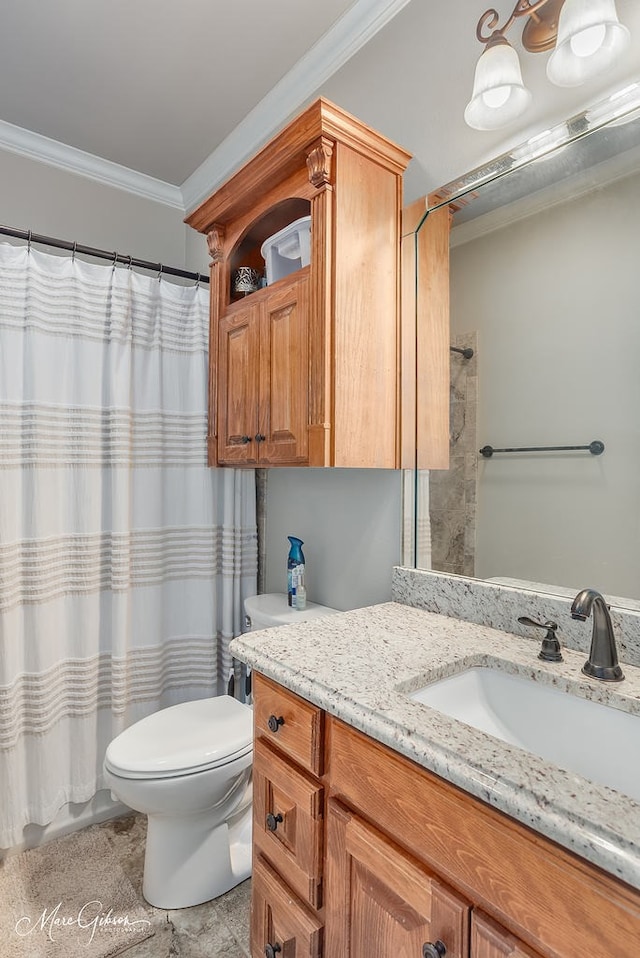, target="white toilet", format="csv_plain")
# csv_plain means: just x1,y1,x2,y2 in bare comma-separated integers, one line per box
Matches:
103,592,337,909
